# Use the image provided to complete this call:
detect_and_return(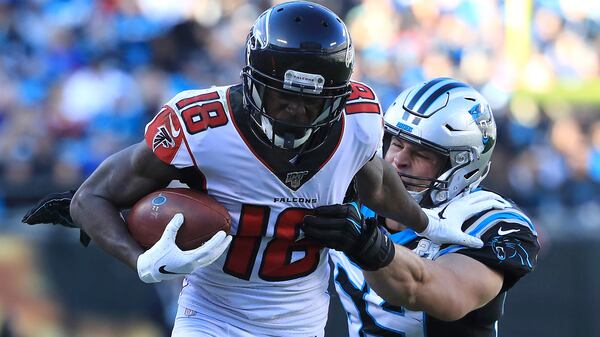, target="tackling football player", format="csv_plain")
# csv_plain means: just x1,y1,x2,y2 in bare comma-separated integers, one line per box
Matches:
23,3,487,336
303,78,540,337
